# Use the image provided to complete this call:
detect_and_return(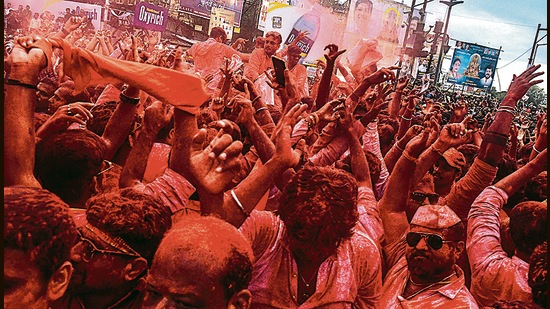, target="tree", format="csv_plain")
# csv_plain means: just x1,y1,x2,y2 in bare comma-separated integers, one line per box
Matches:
523,85,547,111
